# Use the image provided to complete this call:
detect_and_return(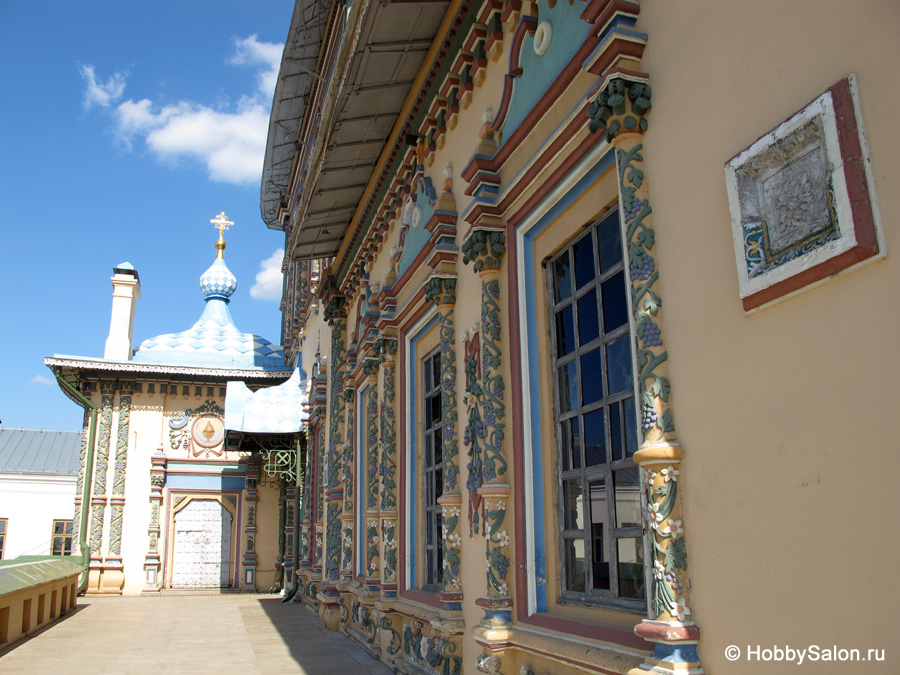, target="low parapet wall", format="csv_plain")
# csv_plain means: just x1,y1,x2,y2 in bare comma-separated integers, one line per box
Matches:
0,557,82,649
